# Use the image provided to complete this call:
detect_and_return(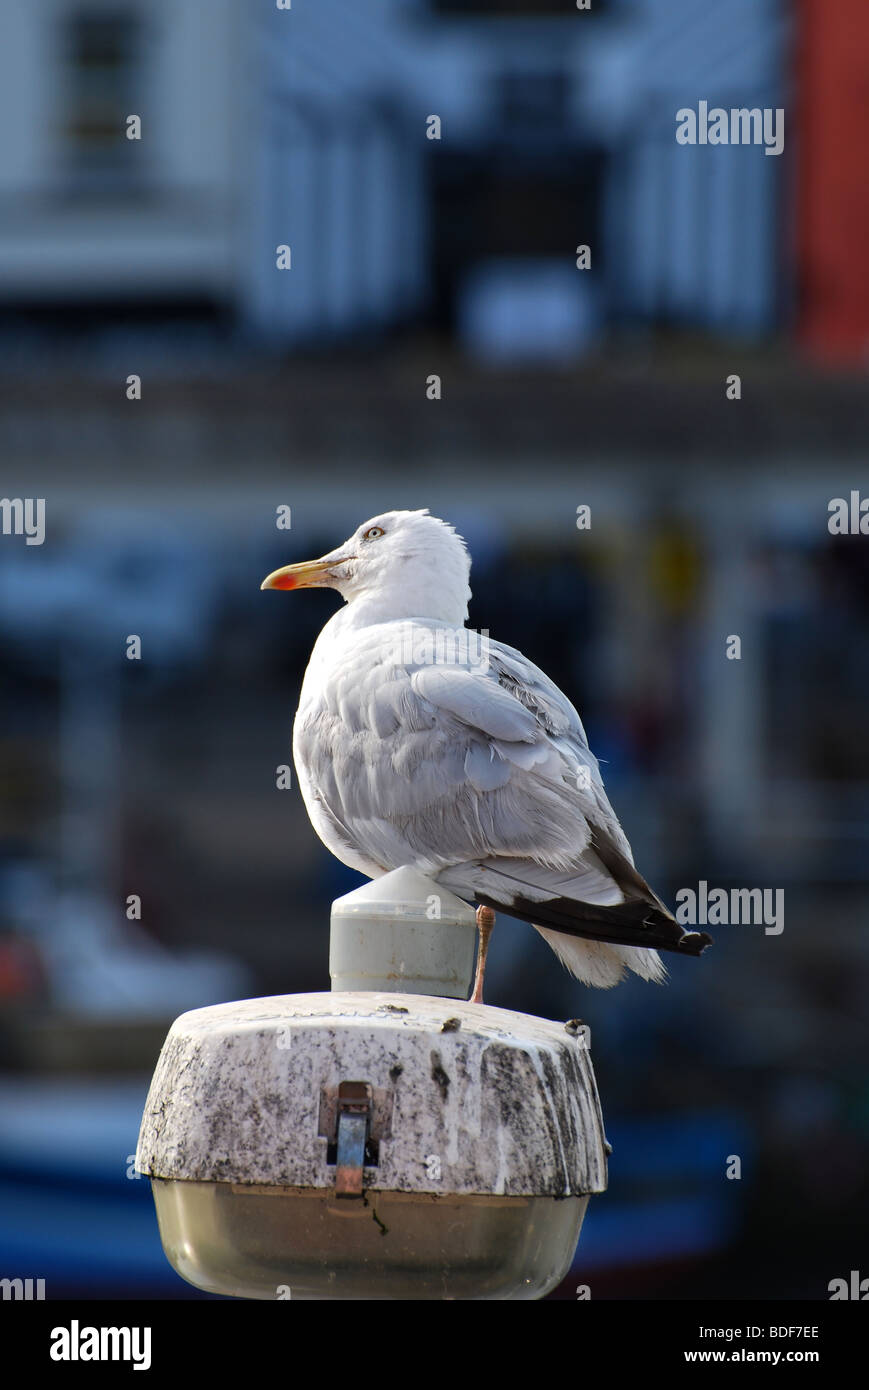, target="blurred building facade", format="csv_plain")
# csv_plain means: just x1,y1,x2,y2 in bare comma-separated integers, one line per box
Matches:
0,1,240,306
1,0,868,1305
0,0,795,351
